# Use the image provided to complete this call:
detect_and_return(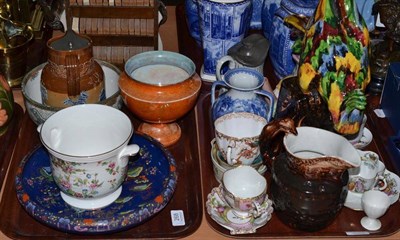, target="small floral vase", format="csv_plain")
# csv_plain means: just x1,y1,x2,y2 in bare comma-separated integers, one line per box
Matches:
294,0,370,138
0,74,14,136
